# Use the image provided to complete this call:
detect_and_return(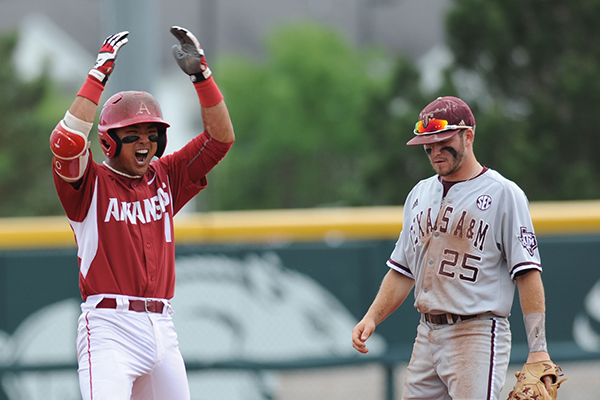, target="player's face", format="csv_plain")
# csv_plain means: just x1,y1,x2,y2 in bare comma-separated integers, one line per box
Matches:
109,123,159,177
423,131,466,179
